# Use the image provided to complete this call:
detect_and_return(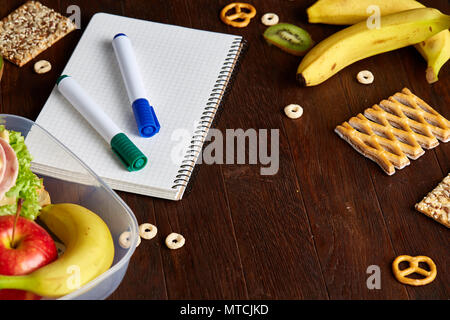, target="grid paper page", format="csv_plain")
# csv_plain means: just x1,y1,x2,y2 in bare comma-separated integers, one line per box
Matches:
28,13,241,200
